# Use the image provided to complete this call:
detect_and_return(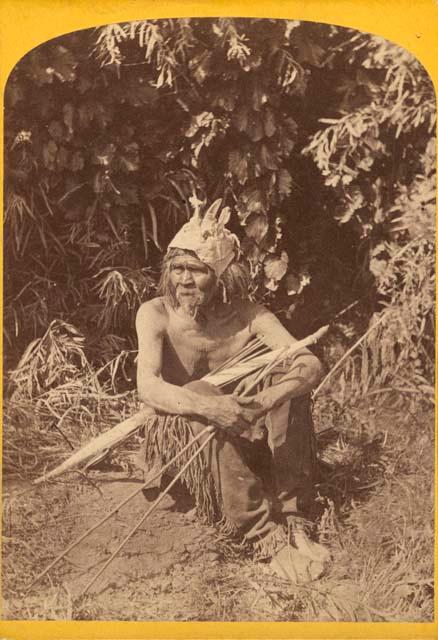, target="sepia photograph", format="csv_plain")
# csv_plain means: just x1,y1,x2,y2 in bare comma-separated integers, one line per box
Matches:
2,15,435,623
